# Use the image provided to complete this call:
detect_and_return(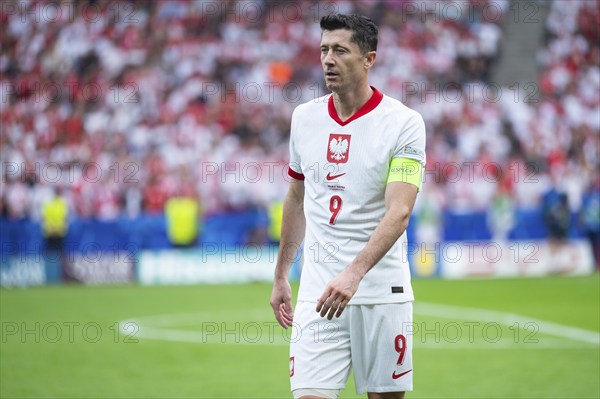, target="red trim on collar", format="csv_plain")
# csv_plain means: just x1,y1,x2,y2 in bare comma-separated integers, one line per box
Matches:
328,86,384,126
